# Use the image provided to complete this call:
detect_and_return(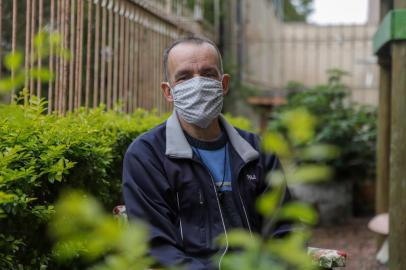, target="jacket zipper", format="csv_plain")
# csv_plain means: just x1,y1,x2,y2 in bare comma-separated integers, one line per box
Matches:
208,172,229,270
193,158,229,270
171,155,253,270
199,190,204,205
238,189,253,237
176,192,184,242
235,164,254,236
